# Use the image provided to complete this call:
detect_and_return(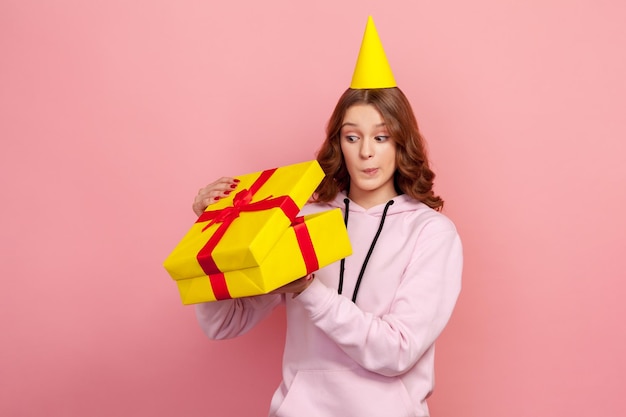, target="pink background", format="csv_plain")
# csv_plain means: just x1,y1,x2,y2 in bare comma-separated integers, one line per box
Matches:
2,1,625,416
